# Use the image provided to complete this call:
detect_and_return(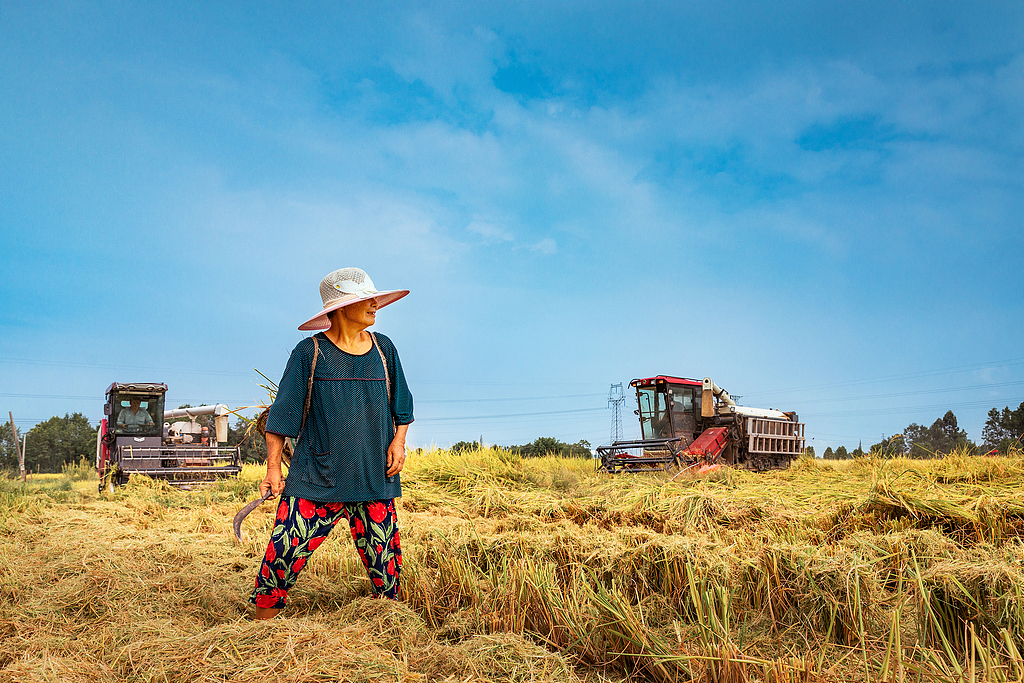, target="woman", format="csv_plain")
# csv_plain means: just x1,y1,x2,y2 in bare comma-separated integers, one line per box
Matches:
250,267,413,619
